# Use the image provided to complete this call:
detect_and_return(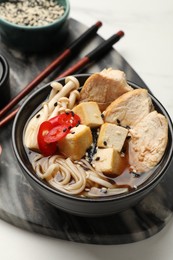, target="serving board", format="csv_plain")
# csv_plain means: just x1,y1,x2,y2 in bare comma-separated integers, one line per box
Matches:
0,18,173,245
